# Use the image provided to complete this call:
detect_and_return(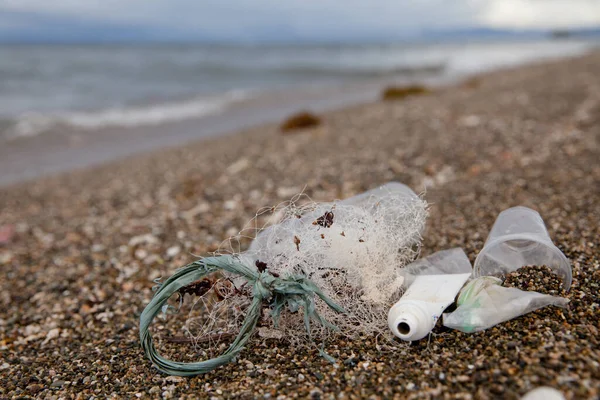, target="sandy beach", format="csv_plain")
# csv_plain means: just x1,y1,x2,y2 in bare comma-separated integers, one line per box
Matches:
0,52,599,399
